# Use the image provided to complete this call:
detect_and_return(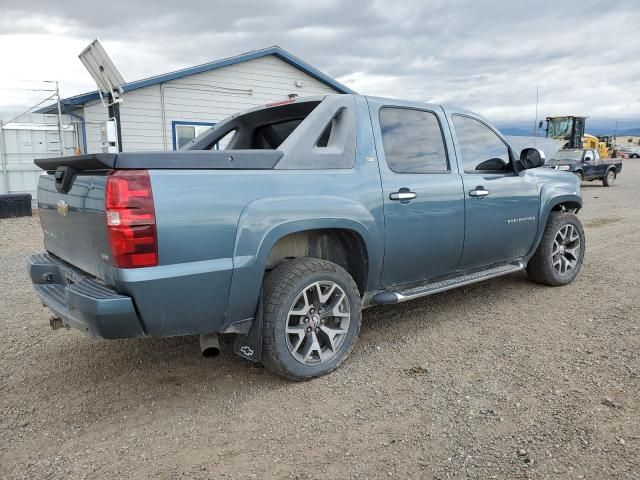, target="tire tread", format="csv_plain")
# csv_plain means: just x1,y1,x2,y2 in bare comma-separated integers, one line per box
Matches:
261,257,361,381
526,211,585,286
